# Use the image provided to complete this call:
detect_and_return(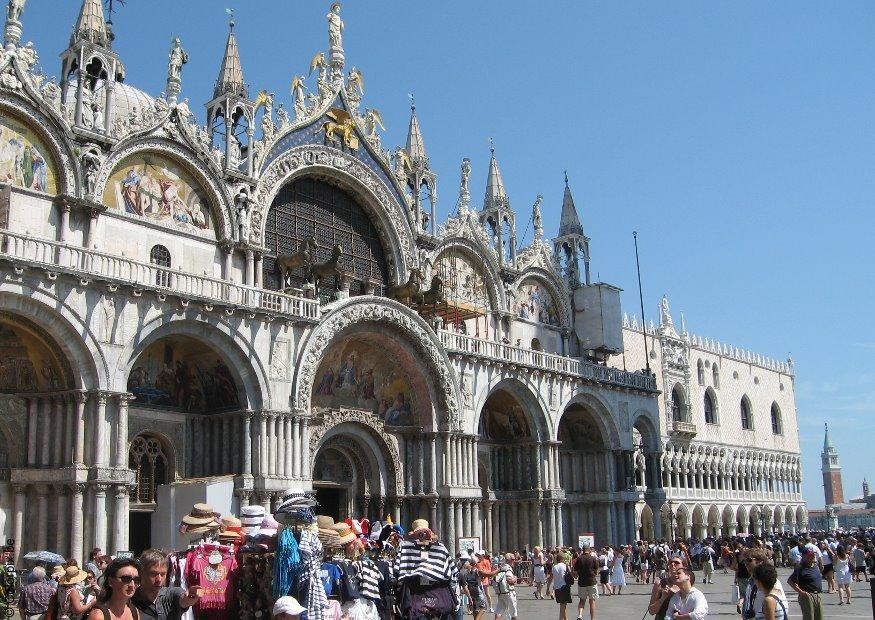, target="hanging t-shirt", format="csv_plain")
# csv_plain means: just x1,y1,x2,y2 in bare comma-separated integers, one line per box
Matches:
320,562,343,596
184,549,238,619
